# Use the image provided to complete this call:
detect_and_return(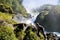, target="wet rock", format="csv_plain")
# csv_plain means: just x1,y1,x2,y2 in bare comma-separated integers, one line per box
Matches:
35,4,60,32
46,32,58,40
